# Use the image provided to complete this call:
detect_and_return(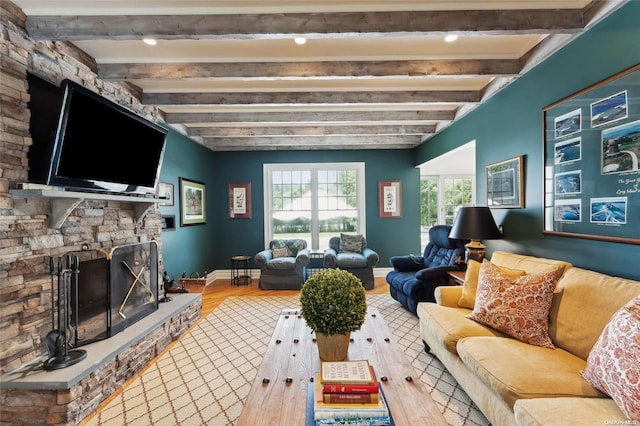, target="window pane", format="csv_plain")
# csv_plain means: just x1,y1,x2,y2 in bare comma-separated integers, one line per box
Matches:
266,164,364,250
